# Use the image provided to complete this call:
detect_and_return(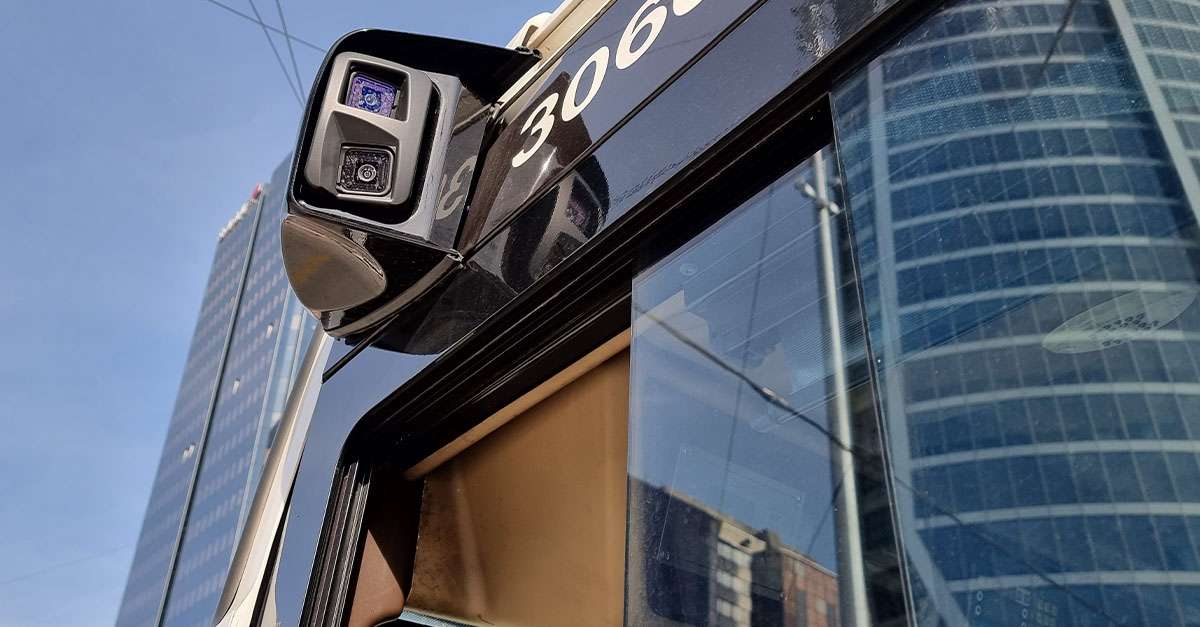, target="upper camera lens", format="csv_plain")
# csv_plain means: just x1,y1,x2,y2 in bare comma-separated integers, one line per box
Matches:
345,73,398,117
